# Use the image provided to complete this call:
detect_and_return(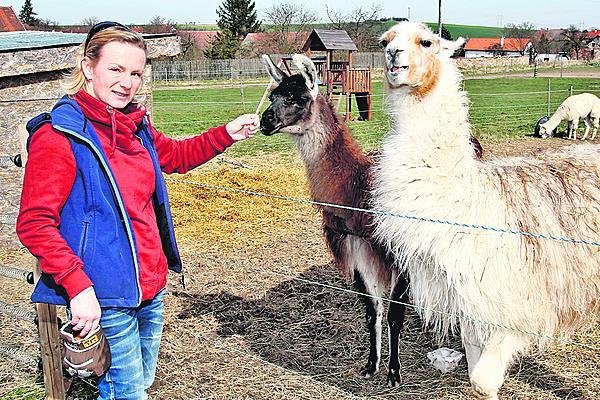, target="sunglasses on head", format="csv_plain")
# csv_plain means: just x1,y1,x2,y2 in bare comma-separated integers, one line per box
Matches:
84,21,131,51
